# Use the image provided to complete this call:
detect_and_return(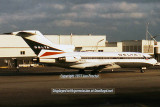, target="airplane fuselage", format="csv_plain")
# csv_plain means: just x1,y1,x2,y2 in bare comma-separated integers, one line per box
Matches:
38,51,157,70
